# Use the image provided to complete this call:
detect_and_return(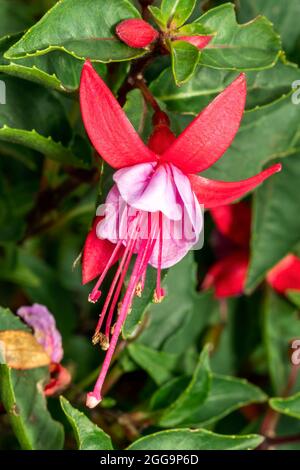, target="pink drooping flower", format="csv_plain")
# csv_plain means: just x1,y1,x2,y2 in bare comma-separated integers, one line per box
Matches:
203,202,300,299
80,60,281,407
17,303,71,396
116,17,213,50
